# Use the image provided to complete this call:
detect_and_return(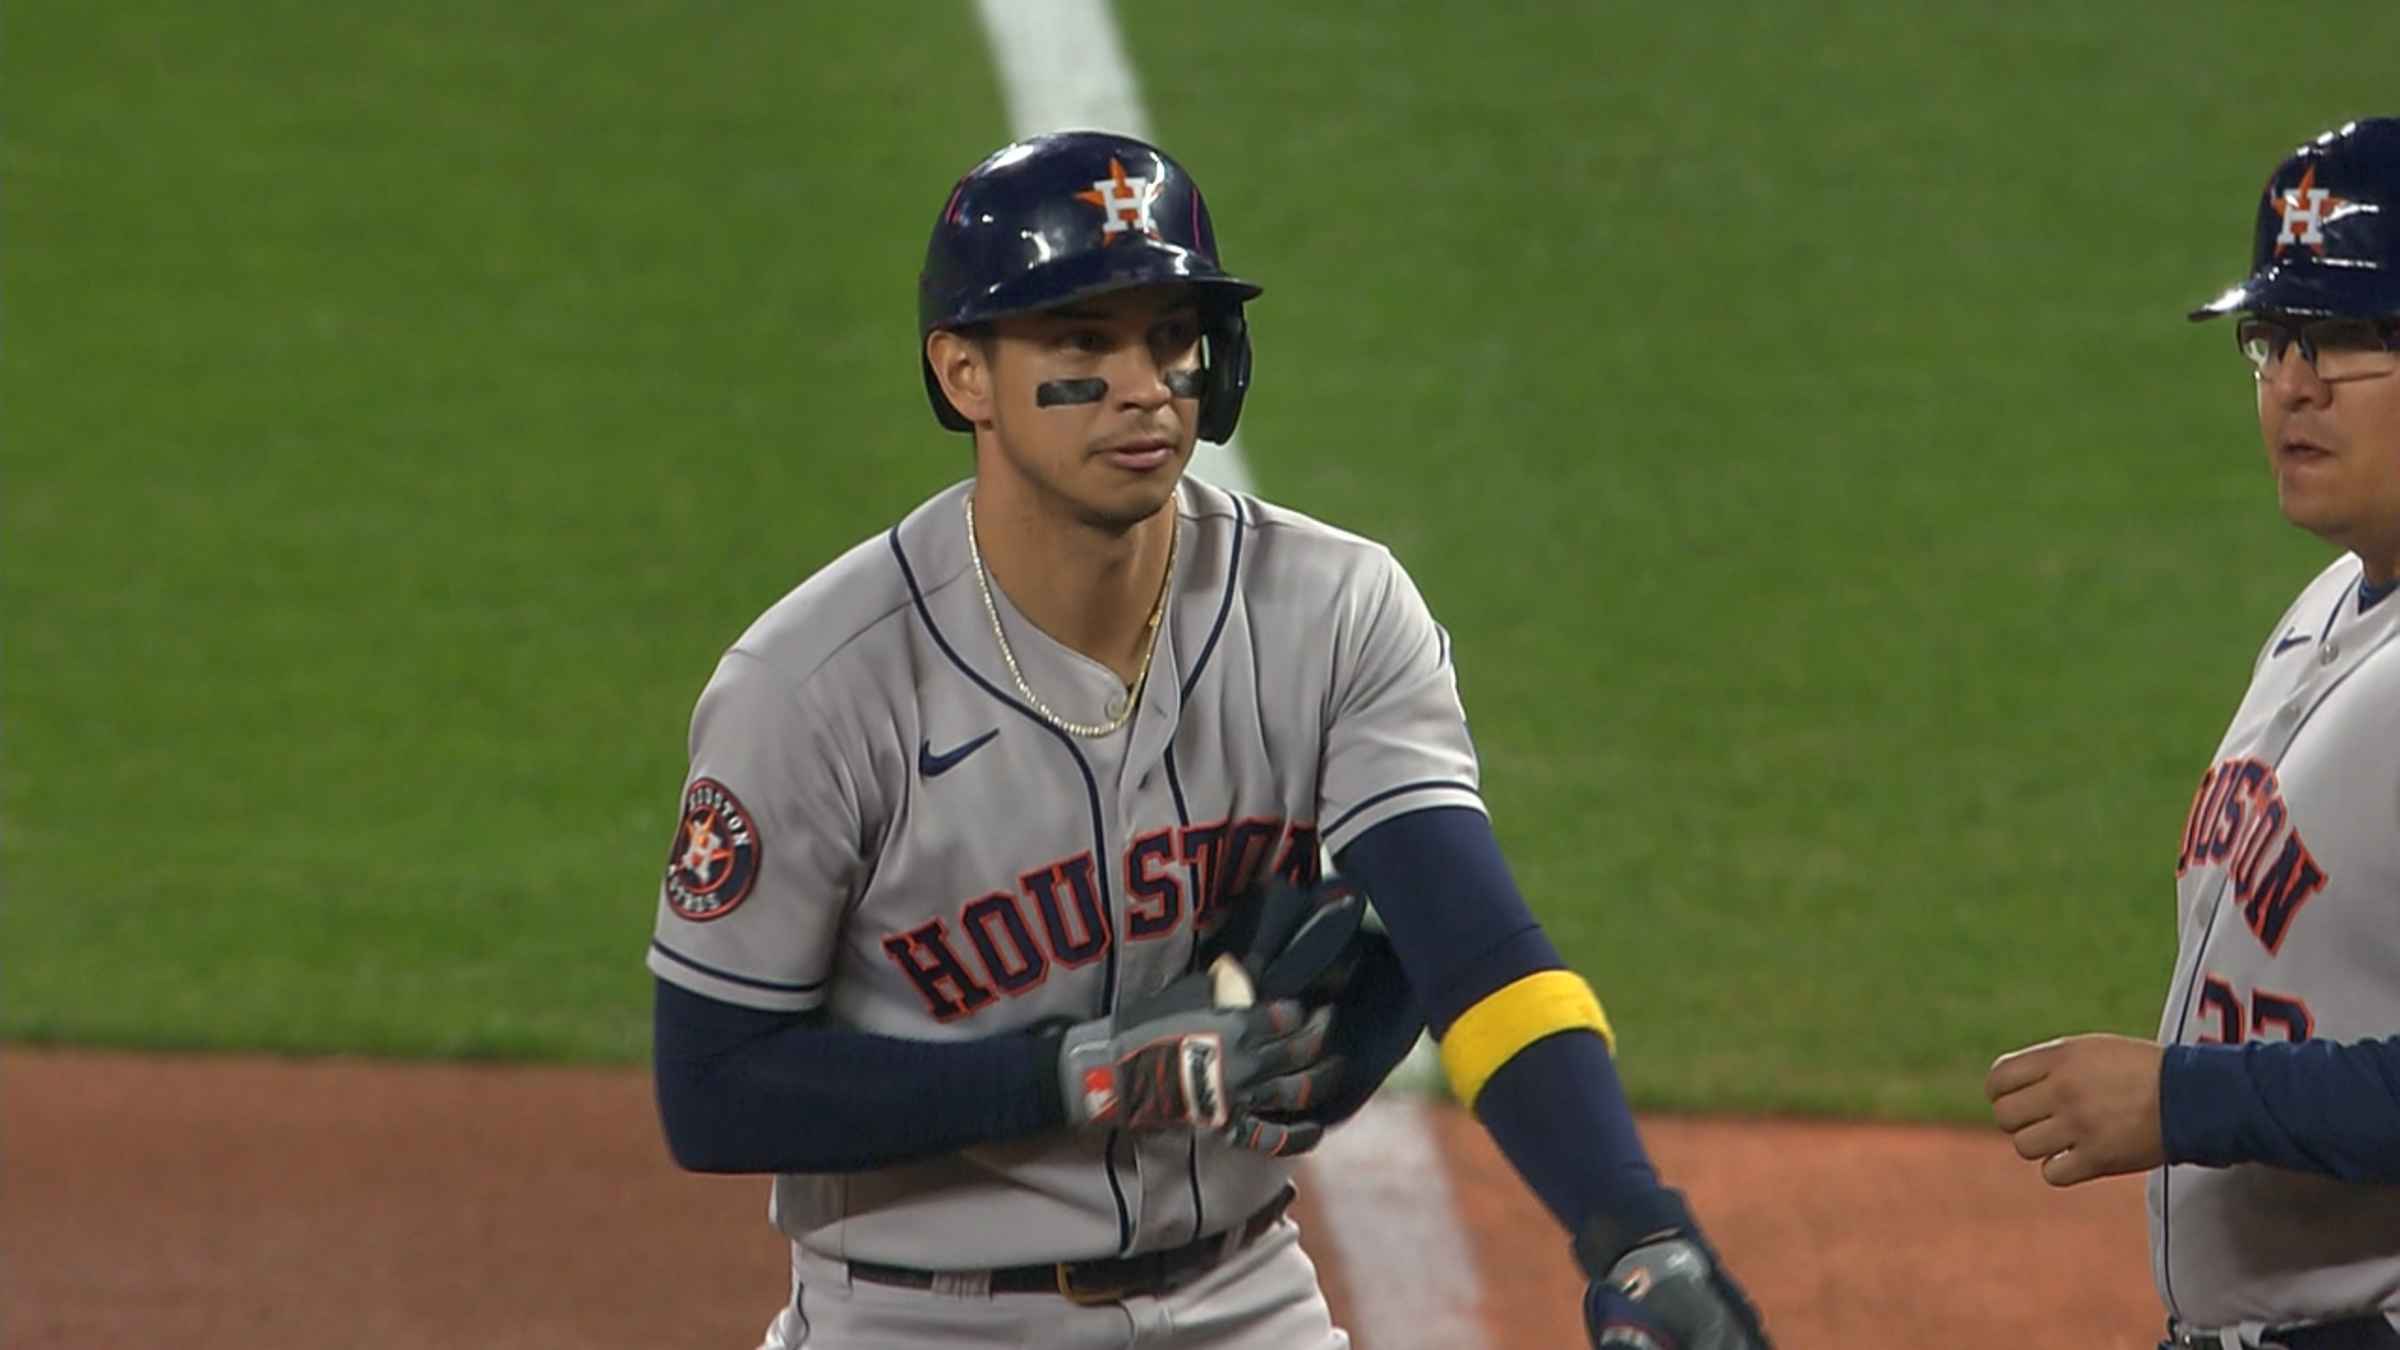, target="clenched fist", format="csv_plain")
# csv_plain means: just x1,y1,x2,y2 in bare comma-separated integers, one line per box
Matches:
1985,1033,2166,1186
